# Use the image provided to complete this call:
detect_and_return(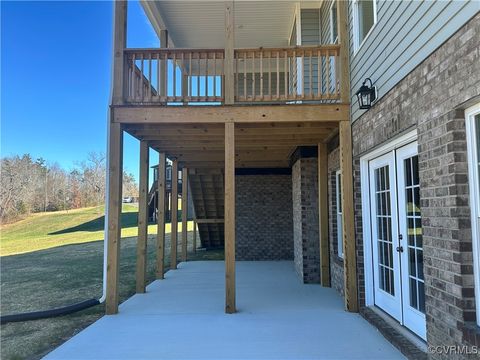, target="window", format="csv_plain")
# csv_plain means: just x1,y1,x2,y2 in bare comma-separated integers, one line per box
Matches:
330,1,338,43
466,103,480,326
353,0,377,52
336,170,343,258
